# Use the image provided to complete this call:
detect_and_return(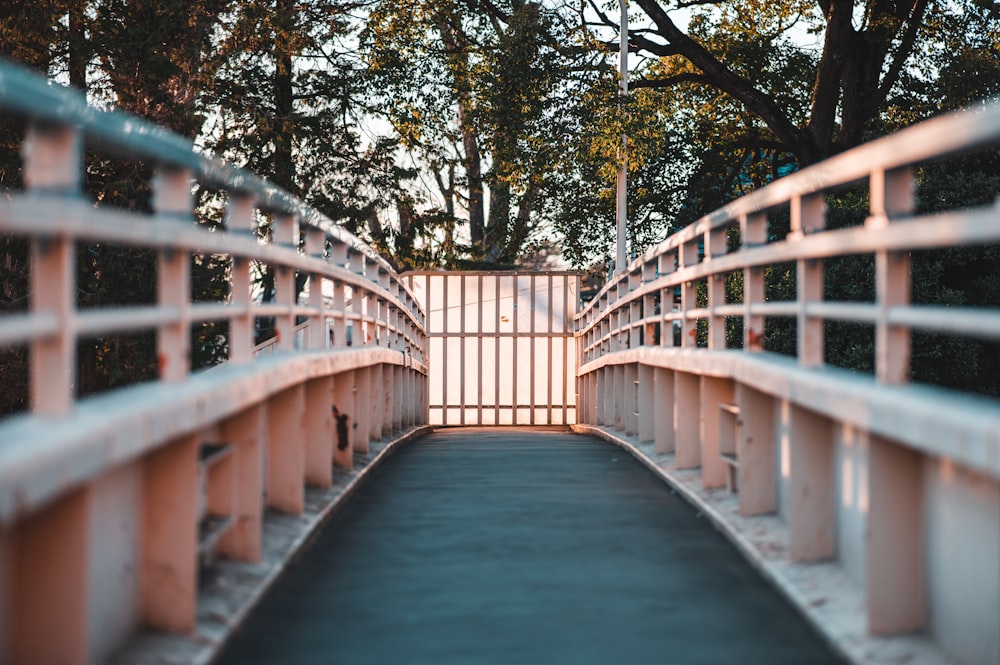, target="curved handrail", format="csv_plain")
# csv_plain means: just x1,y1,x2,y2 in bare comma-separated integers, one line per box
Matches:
0,59,427,418
578,99,1000,320
0,59,403,281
